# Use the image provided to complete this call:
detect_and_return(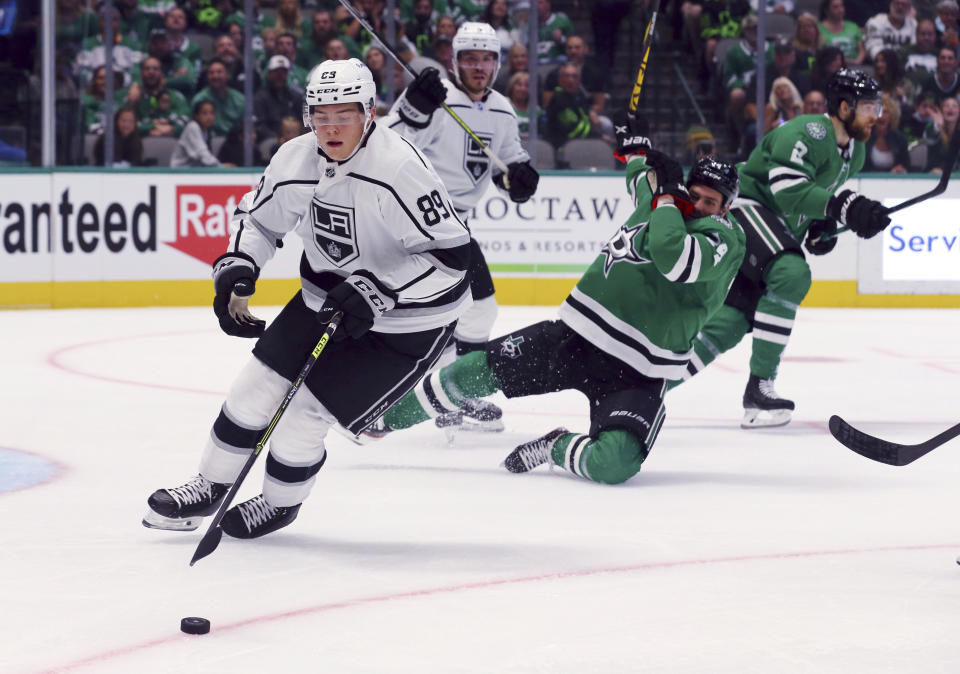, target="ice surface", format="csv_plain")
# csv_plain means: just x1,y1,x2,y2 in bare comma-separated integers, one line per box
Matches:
1,305,958,673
